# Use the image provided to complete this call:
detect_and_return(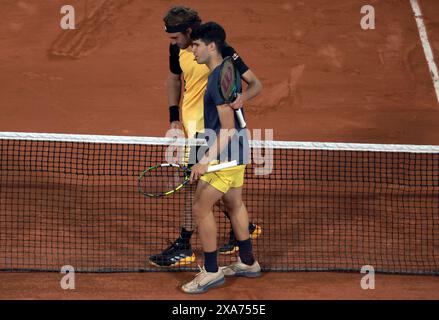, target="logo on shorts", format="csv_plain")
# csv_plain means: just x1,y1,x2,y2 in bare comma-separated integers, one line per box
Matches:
232,53,239,61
